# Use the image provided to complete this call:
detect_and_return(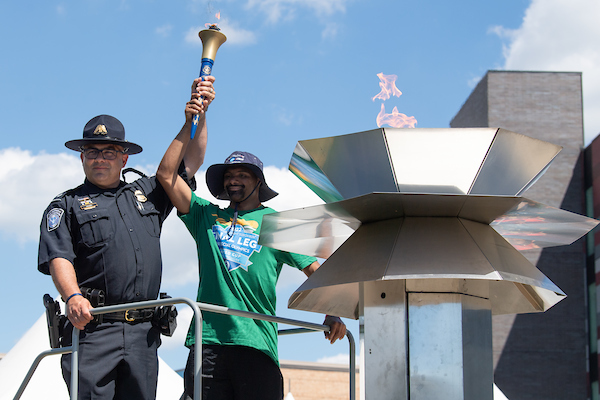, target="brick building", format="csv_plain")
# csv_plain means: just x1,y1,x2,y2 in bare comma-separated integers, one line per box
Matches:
280,360,358,400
